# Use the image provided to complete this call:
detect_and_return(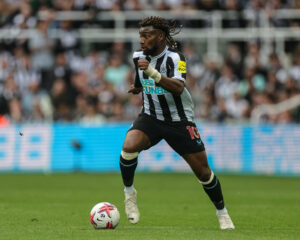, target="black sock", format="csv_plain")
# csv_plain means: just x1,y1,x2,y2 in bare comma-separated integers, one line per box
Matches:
202,175,225,210
119,155,138,187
